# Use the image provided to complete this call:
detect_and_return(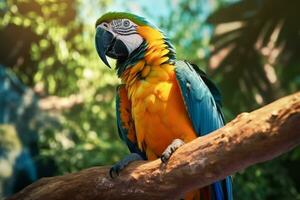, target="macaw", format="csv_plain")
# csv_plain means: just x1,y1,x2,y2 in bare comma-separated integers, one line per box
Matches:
95,12,233,200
